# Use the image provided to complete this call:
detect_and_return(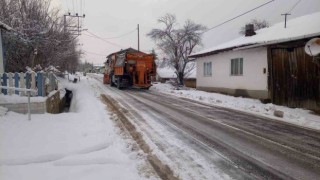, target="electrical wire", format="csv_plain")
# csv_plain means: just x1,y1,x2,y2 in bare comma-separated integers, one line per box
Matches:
84,31,125,48
203,0,275,33
83,50,106,56
72,0,75,14
85,29,137,39
65,0,69,13
288,0,302,13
